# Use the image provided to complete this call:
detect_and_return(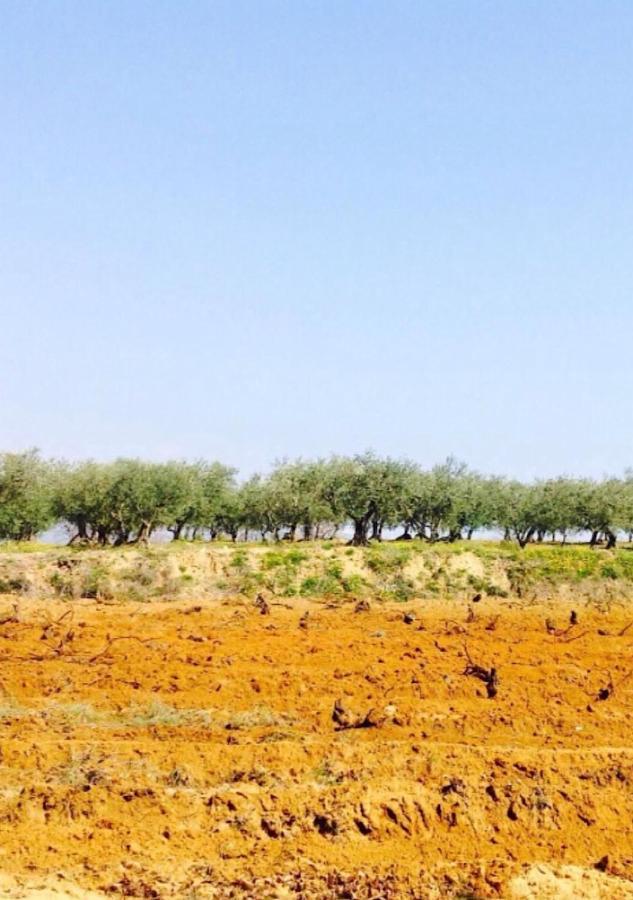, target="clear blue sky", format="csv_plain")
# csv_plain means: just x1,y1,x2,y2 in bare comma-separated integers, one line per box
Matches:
1,1,632,479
